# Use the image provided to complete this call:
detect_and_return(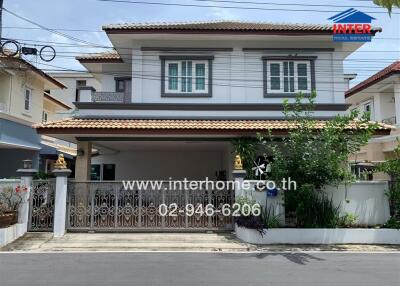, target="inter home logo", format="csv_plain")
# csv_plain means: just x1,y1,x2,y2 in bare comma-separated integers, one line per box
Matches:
328,8,376,42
